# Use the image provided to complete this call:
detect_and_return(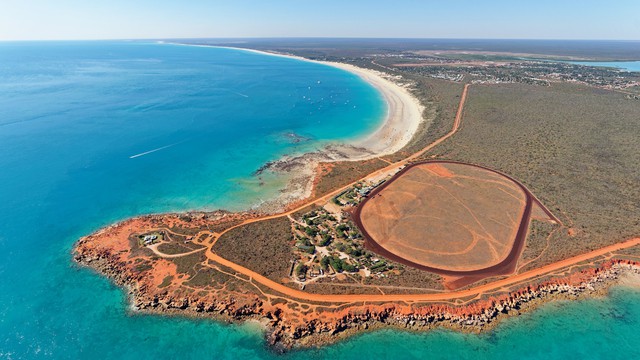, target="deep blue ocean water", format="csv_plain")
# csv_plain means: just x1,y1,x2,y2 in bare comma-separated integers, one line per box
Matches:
1,41,639,359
